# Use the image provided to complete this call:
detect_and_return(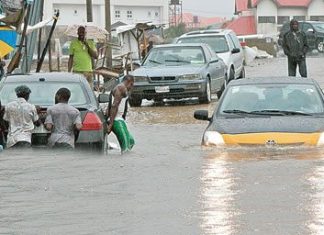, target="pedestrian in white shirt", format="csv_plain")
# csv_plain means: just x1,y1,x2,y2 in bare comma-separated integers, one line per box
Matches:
3,85,39,148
